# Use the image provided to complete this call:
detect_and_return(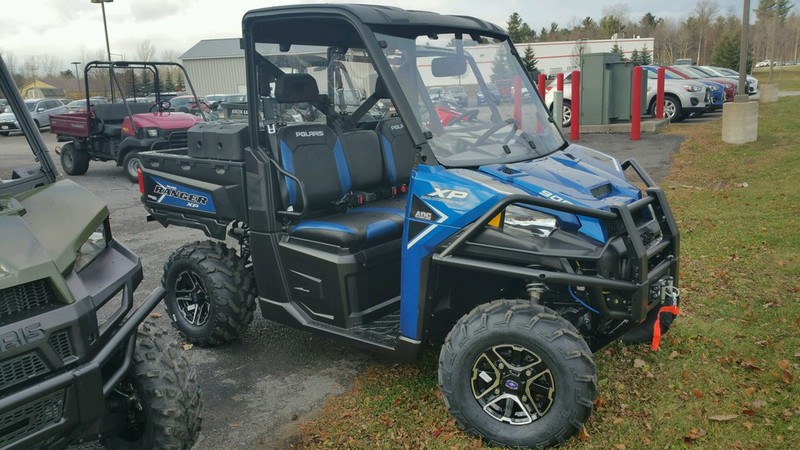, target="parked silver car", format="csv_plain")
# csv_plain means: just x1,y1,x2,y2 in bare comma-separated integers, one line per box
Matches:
698,65,759,95
0,98,68,135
